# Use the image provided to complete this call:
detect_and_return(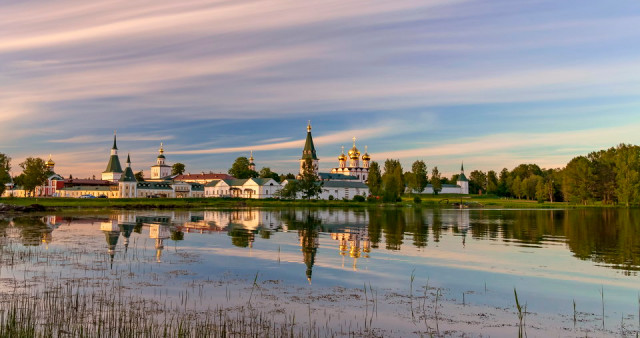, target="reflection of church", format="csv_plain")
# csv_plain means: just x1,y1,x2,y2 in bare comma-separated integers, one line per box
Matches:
298,227,319,283
331,227,371,270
